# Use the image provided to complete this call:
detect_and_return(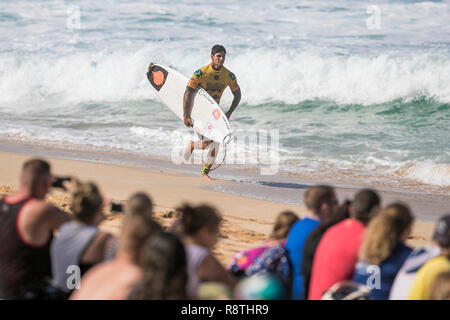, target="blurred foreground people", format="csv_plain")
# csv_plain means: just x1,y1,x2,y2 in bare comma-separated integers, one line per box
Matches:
308,189,380,300
128,232,187,300
353,203,414,300
71,192,161,300
178,203,235,299
51,180,117,297
408,214,450,300
0,158,72,299
285,185,338,300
